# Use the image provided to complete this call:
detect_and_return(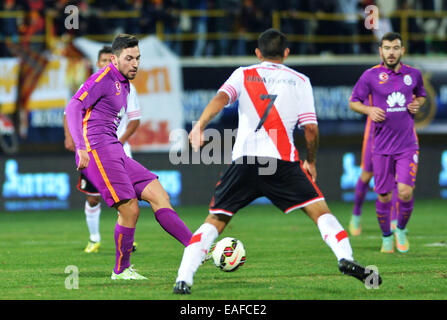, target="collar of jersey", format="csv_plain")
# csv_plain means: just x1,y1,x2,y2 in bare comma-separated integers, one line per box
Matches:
260,61,283,68
108,62,128,82
379,62,406,75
